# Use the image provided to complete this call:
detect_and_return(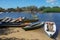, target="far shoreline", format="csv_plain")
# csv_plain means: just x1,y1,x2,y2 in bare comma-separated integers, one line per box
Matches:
1,11,60,14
